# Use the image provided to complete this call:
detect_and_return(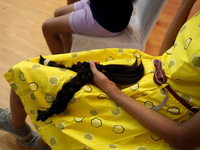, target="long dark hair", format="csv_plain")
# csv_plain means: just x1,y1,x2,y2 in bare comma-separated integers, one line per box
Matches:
37,56,144,121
